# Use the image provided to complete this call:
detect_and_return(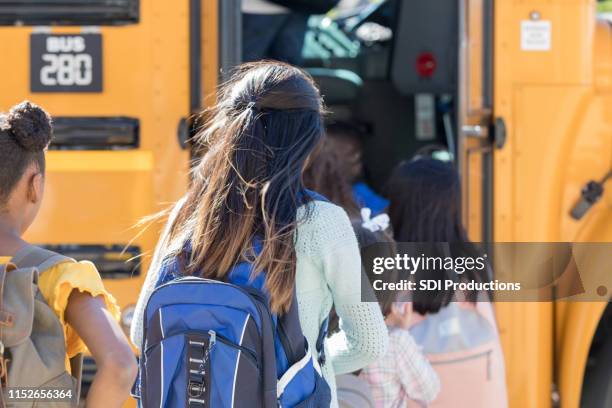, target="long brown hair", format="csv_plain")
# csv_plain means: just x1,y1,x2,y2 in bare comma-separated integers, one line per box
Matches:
166,61,325,314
